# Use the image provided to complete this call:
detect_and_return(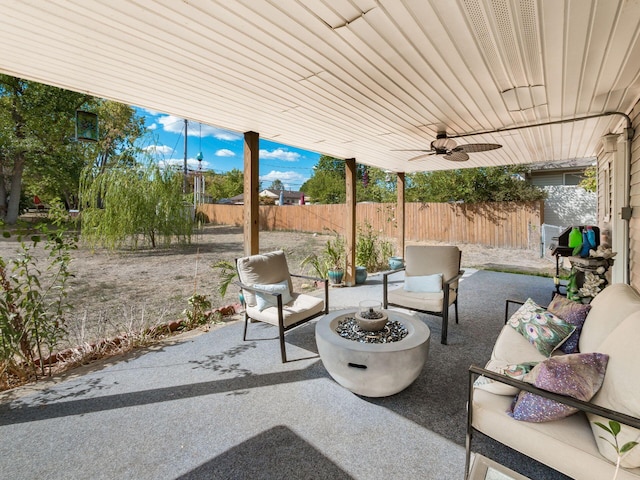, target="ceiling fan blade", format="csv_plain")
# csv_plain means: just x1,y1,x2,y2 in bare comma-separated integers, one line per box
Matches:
456,143,502,153
408,152,437,161
443,151,469,162
392,149,433,153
